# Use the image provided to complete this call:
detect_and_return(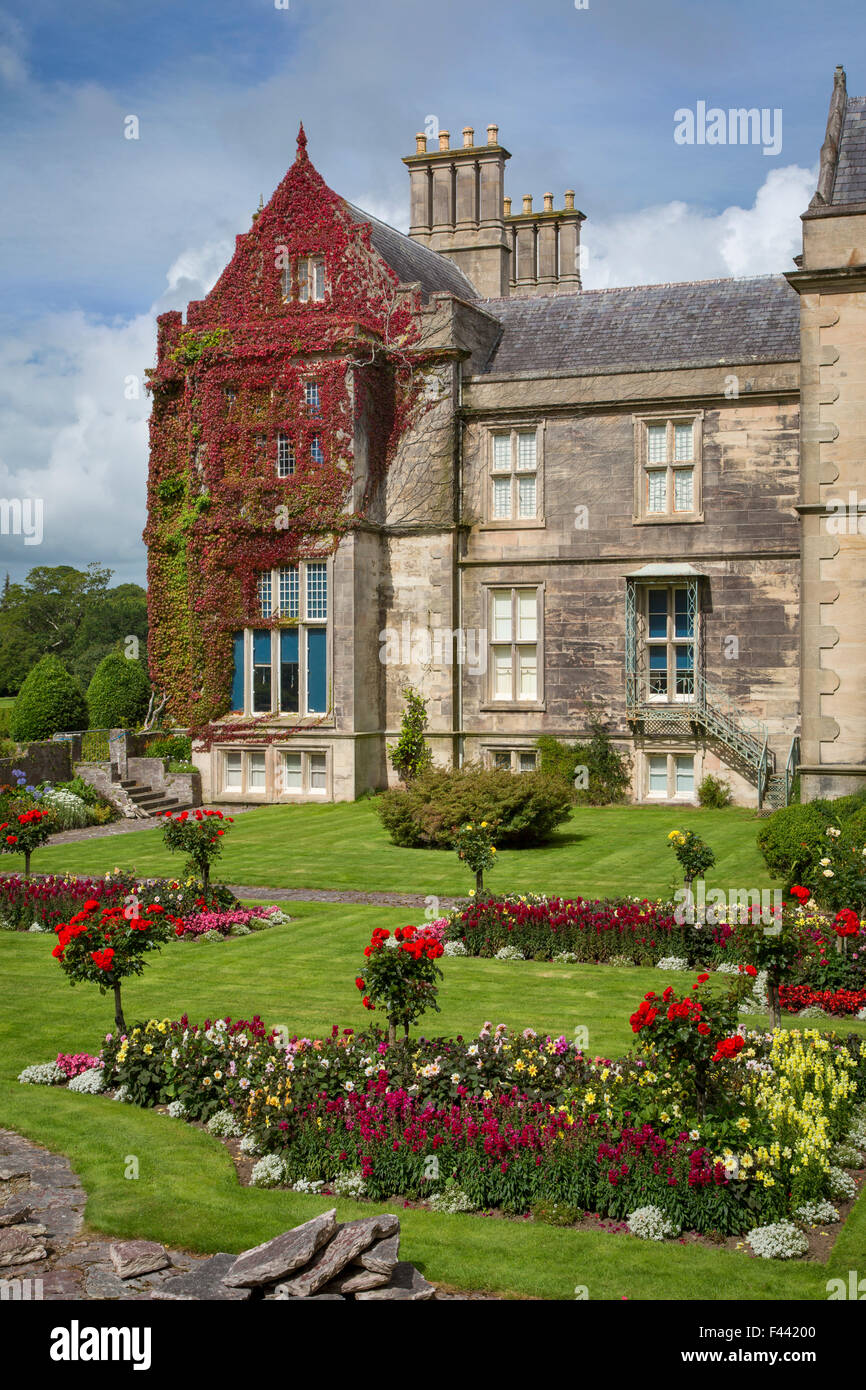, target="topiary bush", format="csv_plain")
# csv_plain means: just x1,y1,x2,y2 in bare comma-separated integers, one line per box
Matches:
86,652,151,729
10,656,88,742
377,764,572,848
